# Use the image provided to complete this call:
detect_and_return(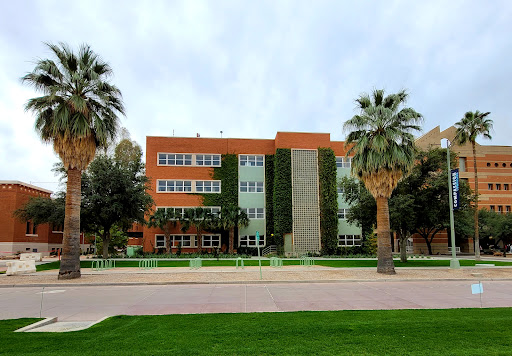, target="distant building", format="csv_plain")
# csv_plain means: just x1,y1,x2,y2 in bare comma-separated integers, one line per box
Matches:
0,181,90,256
